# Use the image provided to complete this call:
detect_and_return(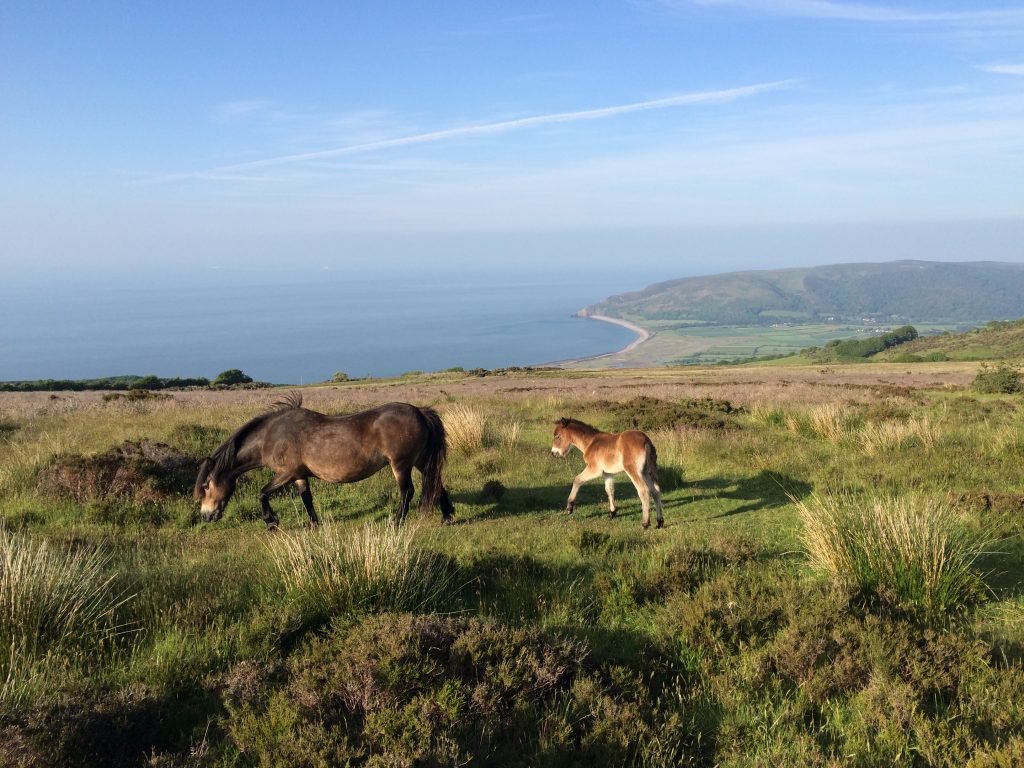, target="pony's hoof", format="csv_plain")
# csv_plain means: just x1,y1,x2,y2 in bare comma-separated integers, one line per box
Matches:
442,516,455,526
642,521,650,530
266,523,280,533
656,519,664,529
608,508,617,519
